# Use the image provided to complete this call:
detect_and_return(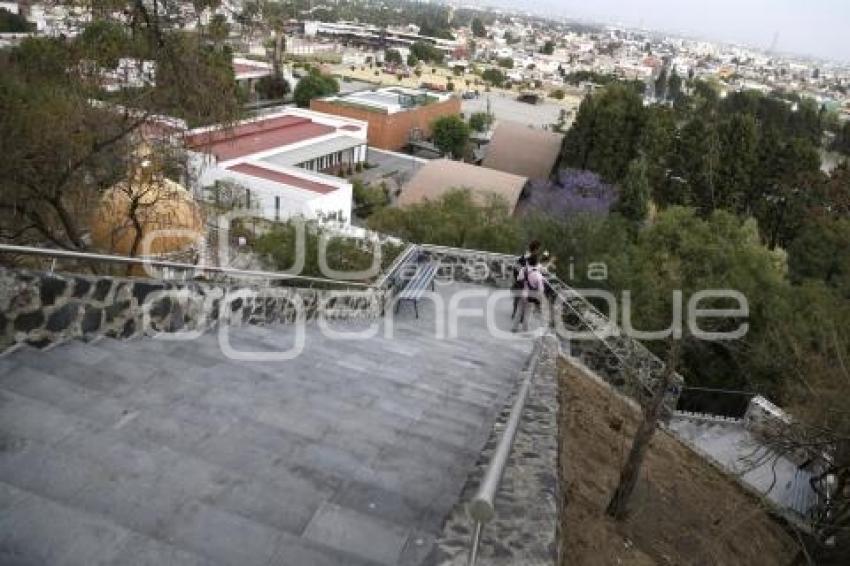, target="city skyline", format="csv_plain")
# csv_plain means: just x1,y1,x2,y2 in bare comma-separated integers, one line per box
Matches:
485,0,850,63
